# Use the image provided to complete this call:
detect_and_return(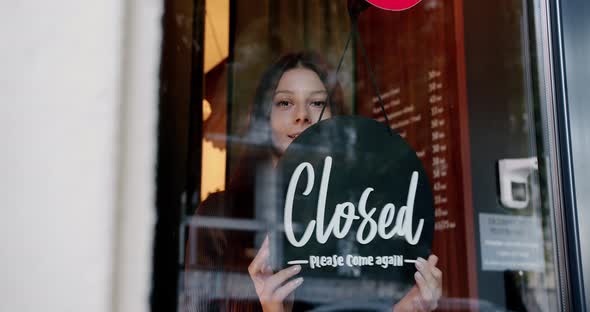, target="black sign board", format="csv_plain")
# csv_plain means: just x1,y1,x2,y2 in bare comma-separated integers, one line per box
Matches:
277,116,434,287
